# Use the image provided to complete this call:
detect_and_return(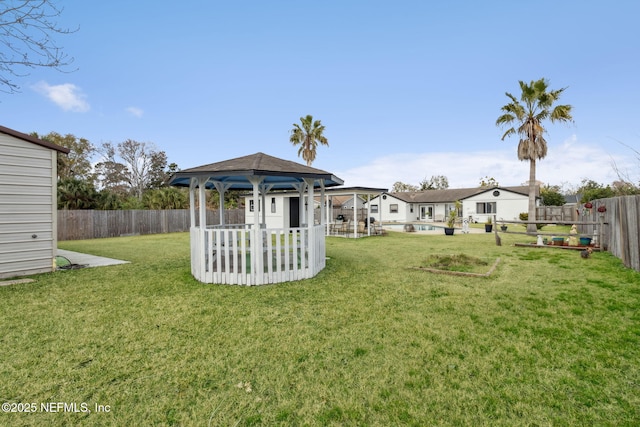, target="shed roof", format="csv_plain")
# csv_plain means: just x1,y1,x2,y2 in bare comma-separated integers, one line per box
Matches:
0,125,70,153
169,152,344,190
